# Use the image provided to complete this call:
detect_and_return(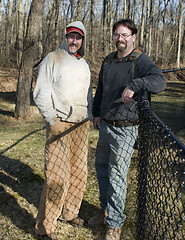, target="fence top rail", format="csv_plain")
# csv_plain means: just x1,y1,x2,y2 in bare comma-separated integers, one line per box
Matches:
162,67,185,73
